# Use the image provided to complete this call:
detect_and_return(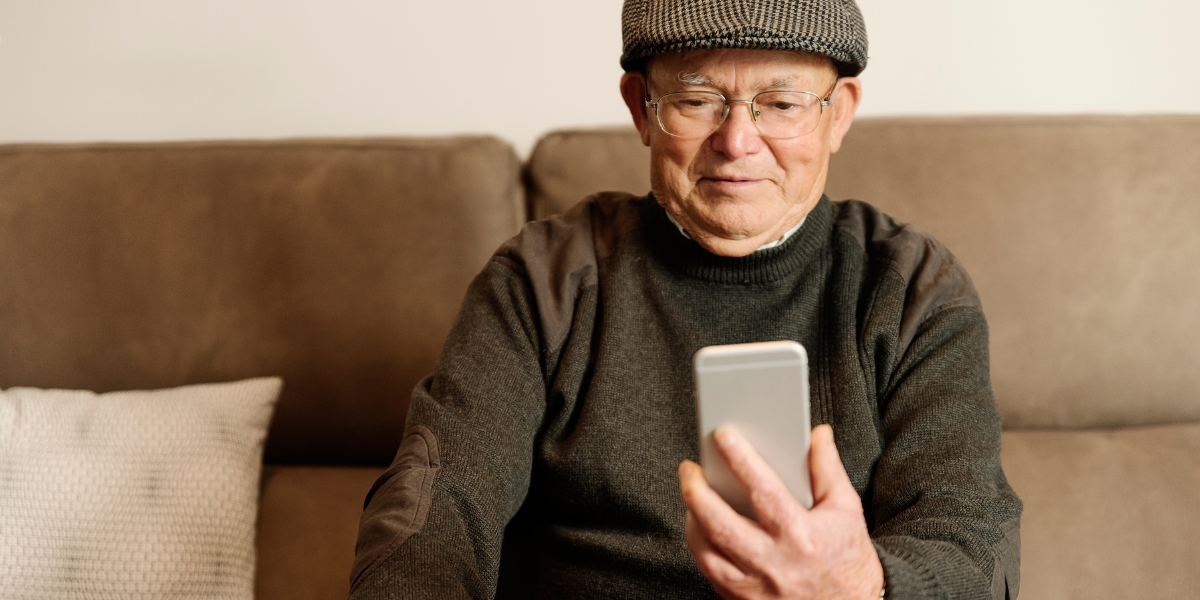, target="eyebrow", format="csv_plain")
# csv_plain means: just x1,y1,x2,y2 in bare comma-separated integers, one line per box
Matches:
673,72,799,90
768,75,797,89
676,72,712,86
